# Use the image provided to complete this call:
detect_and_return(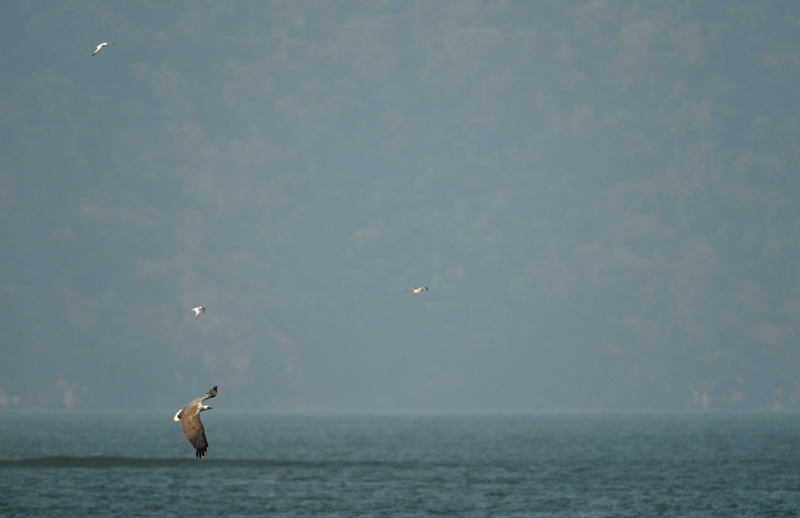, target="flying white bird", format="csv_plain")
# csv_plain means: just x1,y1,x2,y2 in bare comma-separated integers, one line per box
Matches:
405,286,429,293
173,386,217,459
192,306,206,319
92,42,115,56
